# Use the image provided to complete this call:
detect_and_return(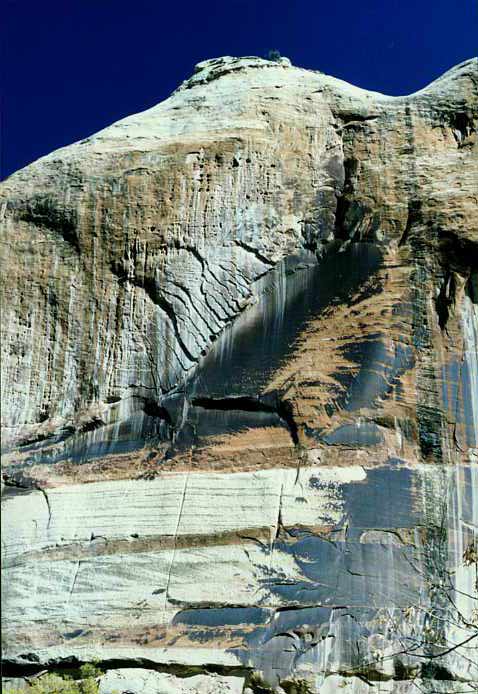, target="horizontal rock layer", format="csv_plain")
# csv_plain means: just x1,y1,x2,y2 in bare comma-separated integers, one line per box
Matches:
1,55,478,693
